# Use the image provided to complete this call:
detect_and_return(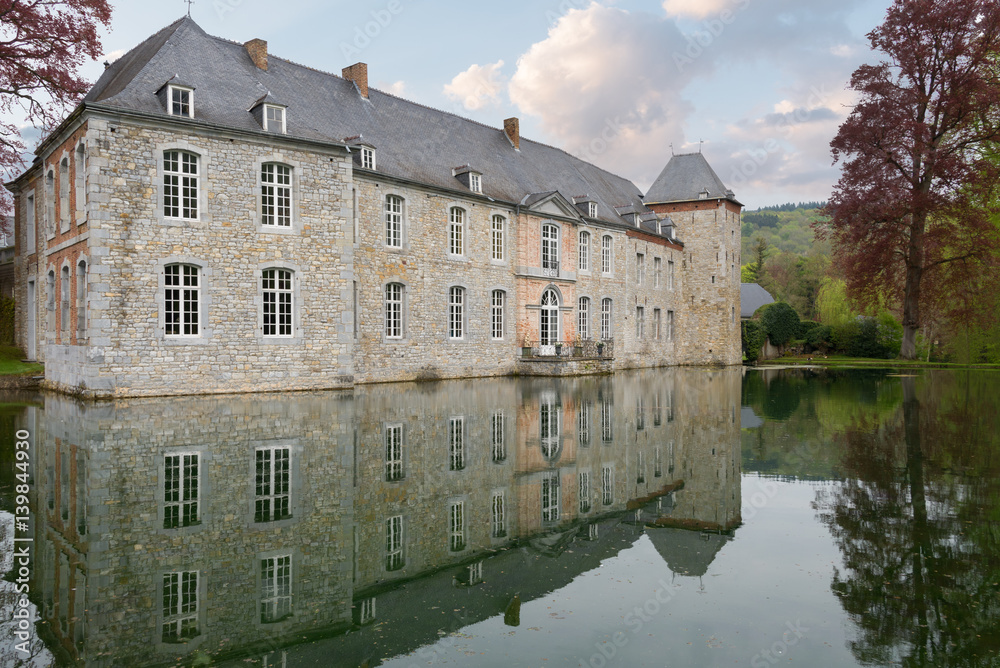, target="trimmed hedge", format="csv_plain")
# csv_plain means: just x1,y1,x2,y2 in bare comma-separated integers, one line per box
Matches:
742,320,767,363
759,302,800,347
